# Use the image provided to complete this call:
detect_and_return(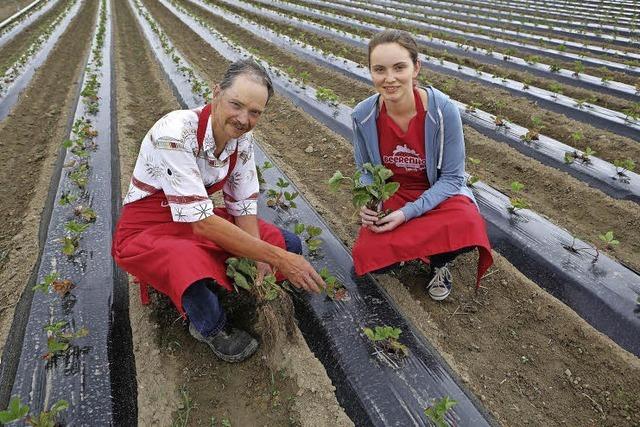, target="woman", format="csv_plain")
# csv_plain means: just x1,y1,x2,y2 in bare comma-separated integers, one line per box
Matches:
351,30,493,300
